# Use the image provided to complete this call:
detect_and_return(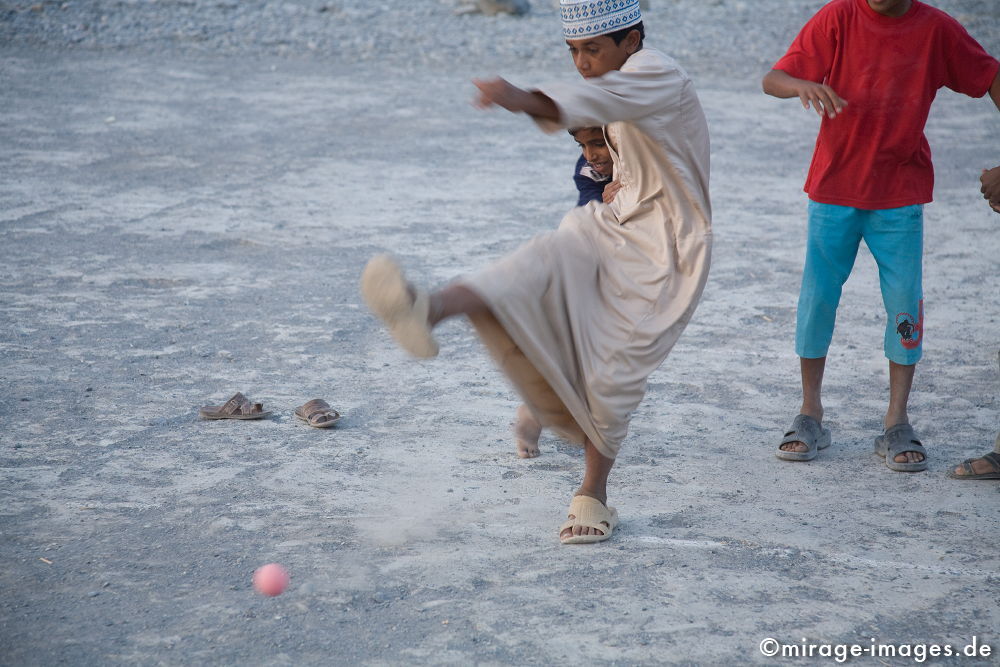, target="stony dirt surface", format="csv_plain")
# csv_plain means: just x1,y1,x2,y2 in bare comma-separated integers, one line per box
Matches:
1,1,998,665
2,0,996,74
